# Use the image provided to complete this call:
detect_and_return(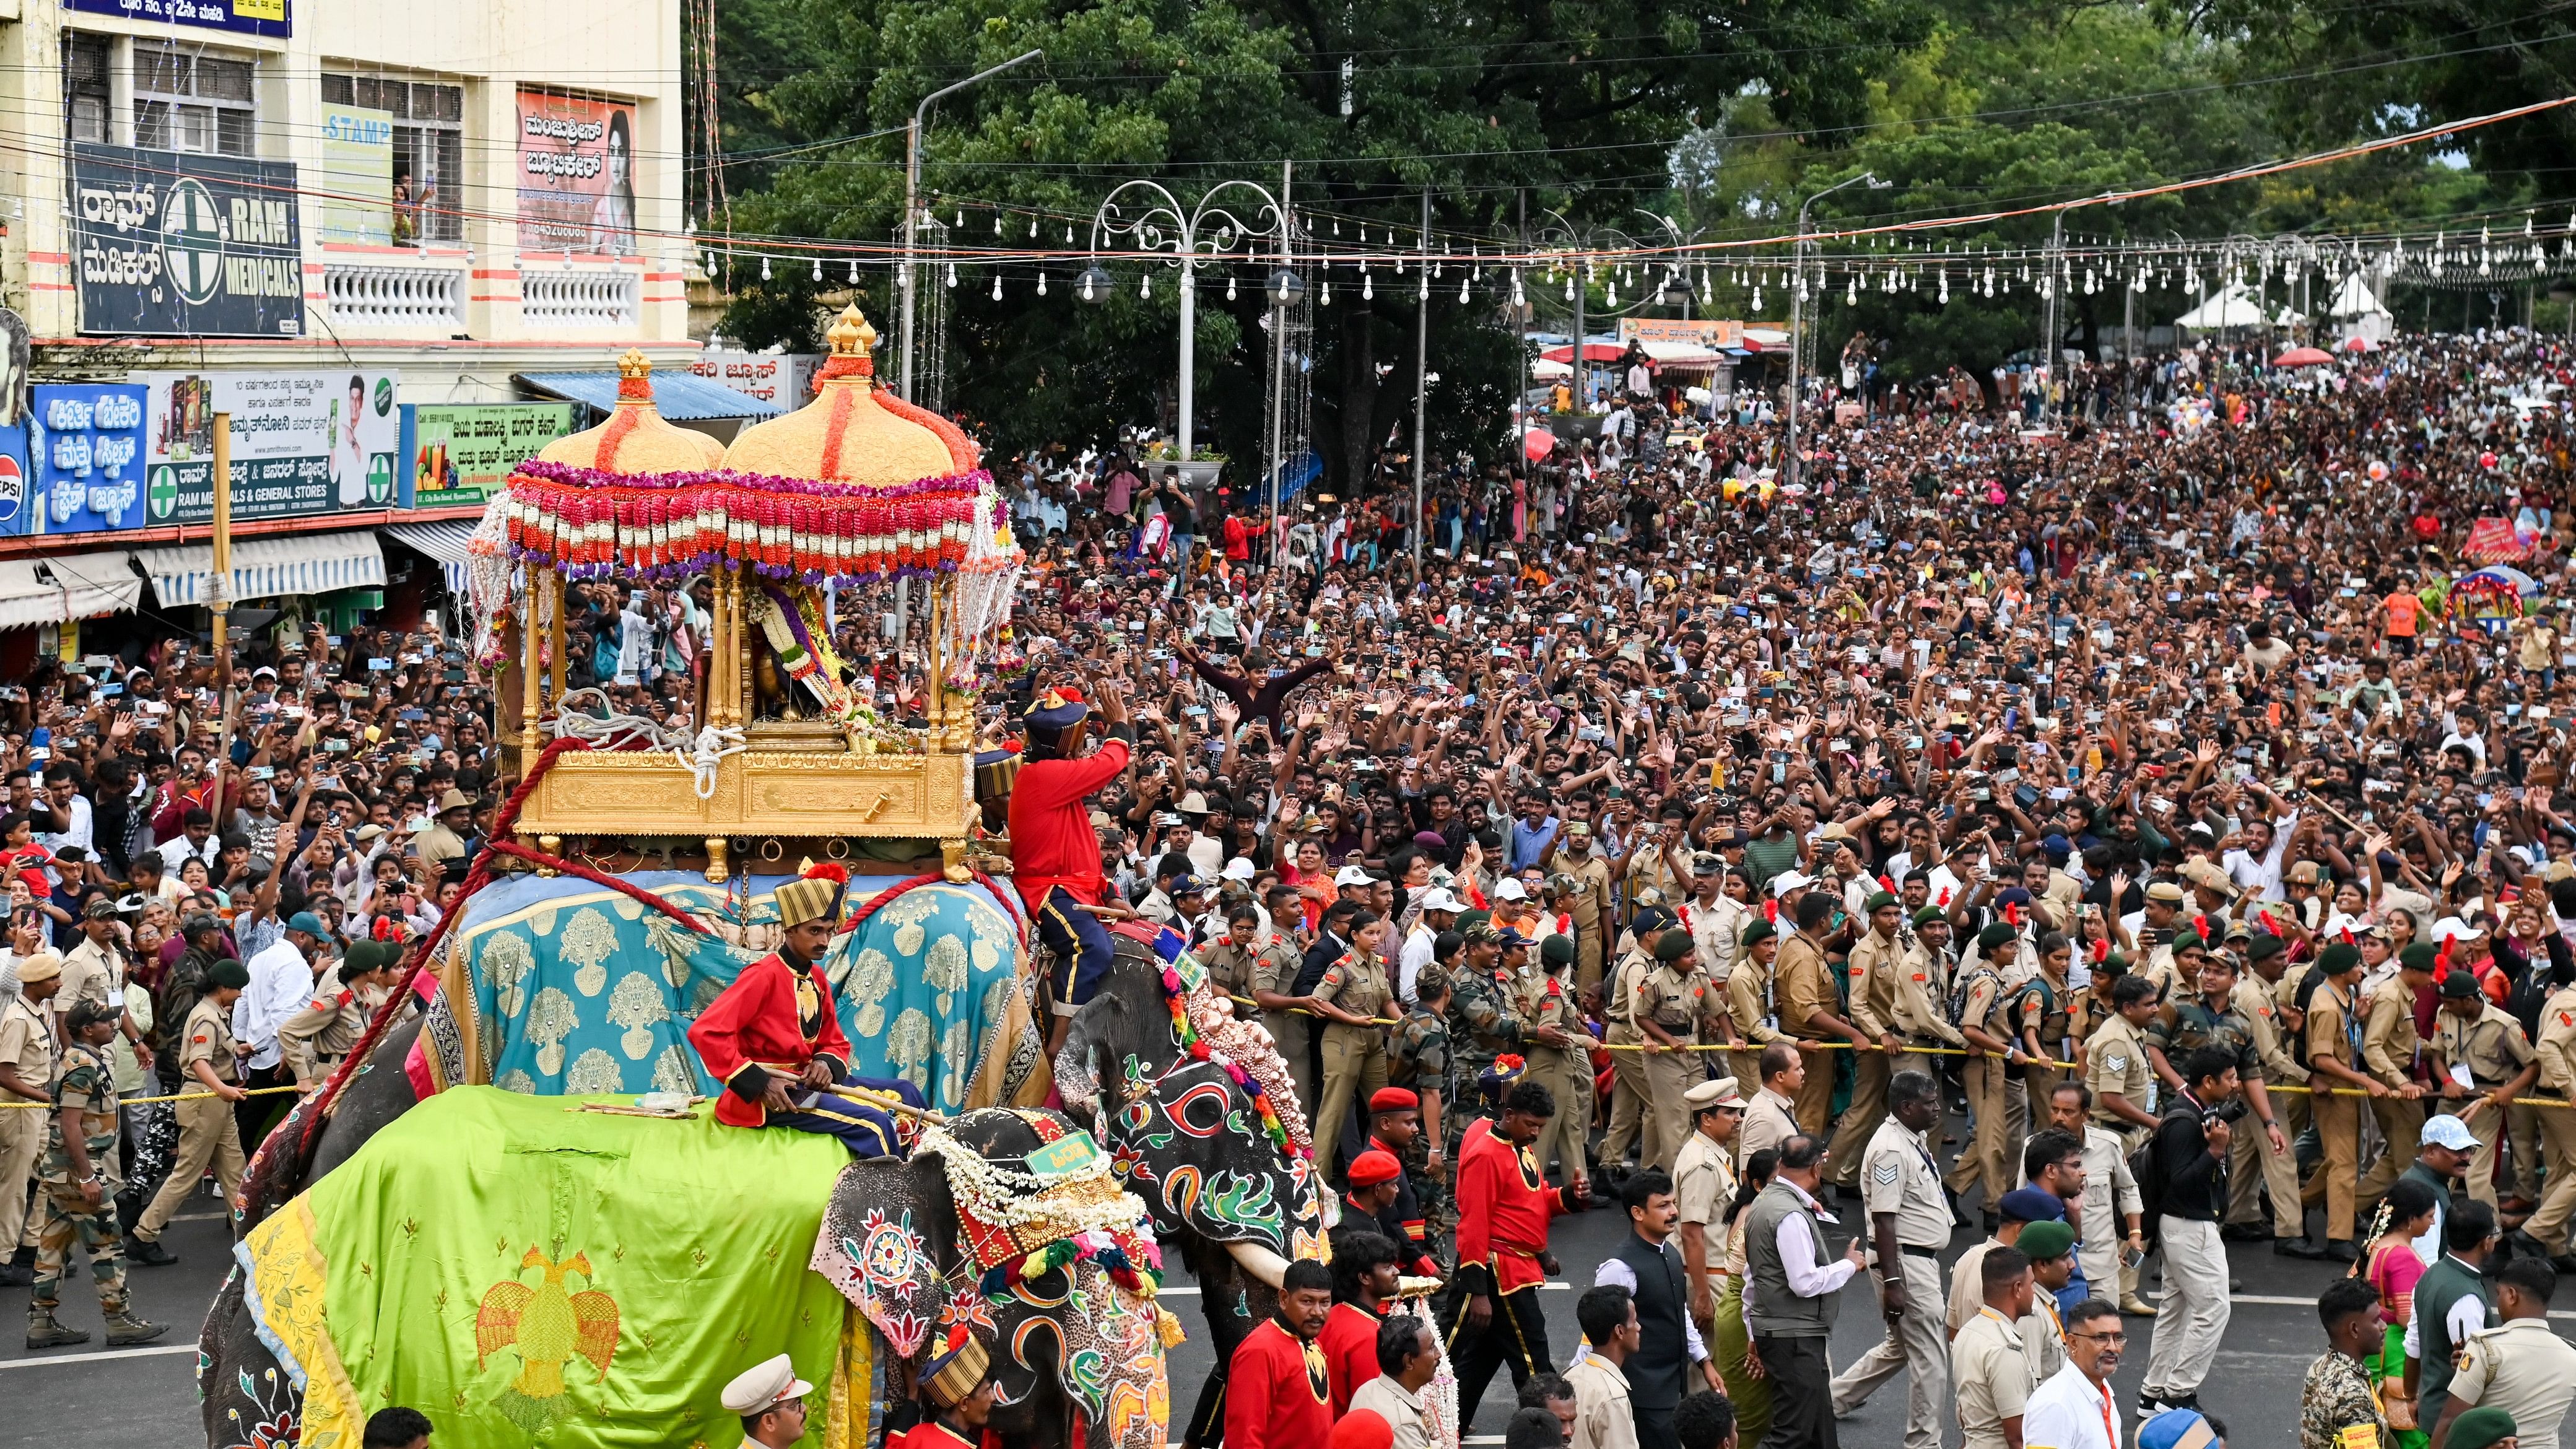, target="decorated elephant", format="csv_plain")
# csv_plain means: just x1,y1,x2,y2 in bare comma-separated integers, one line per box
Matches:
430,869,1042,1112
1051,928,1334,1448
206,1089,1170,1449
